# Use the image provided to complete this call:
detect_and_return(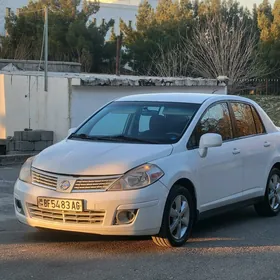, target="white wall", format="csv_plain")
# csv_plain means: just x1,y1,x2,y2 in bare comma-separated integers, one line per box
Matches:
0,74,6,138
93,0,159,39
0,73,79,142
0,72,226,143
28,75,72,142
1,74,30,138
93,3,138,38
0,0,158,39
0,0,159,39
70,85,226,128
